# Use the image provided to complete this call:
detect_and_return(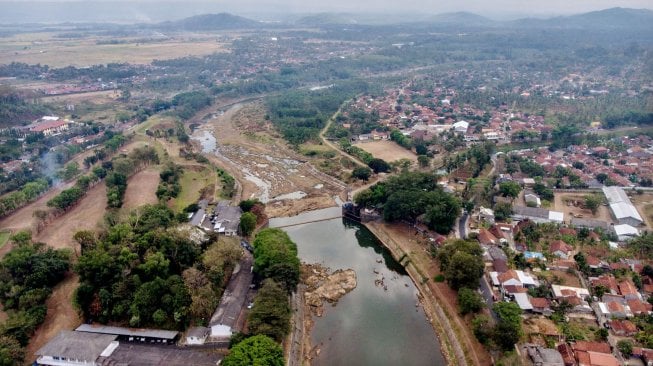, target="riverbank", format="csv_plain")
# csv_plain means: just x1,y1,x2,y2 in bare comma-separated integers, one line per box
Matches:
364,221,493,366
